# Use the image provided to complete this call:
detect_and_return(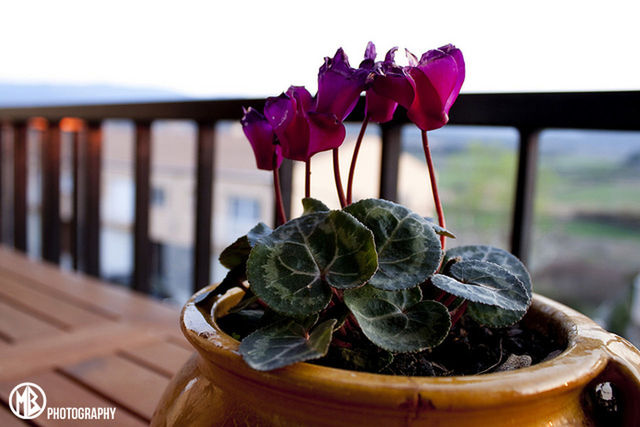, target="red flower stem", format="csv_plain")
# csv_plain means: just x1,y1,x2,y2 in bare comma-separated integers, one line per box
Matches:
273,155,287,226
343,313,359,334
254,297,270,310
333,148,347,208
435,290,446,302
331,338,352,349
450,300,468,327
305,159,311,198
443,294,457,307
346,116,369,205
421,130,446,250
